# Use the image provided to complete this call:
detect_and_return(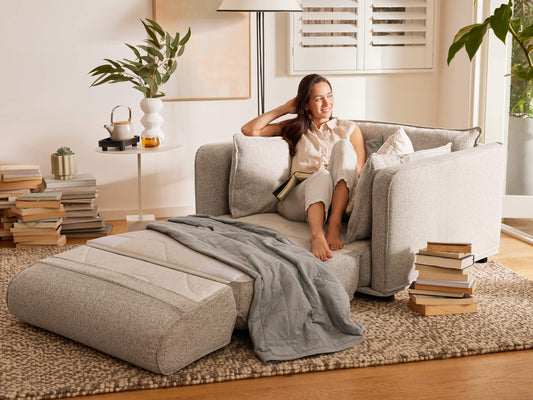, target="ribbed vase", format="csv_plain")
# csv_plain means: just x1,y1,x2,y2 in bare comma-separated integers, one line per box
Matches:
140,98,164,147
